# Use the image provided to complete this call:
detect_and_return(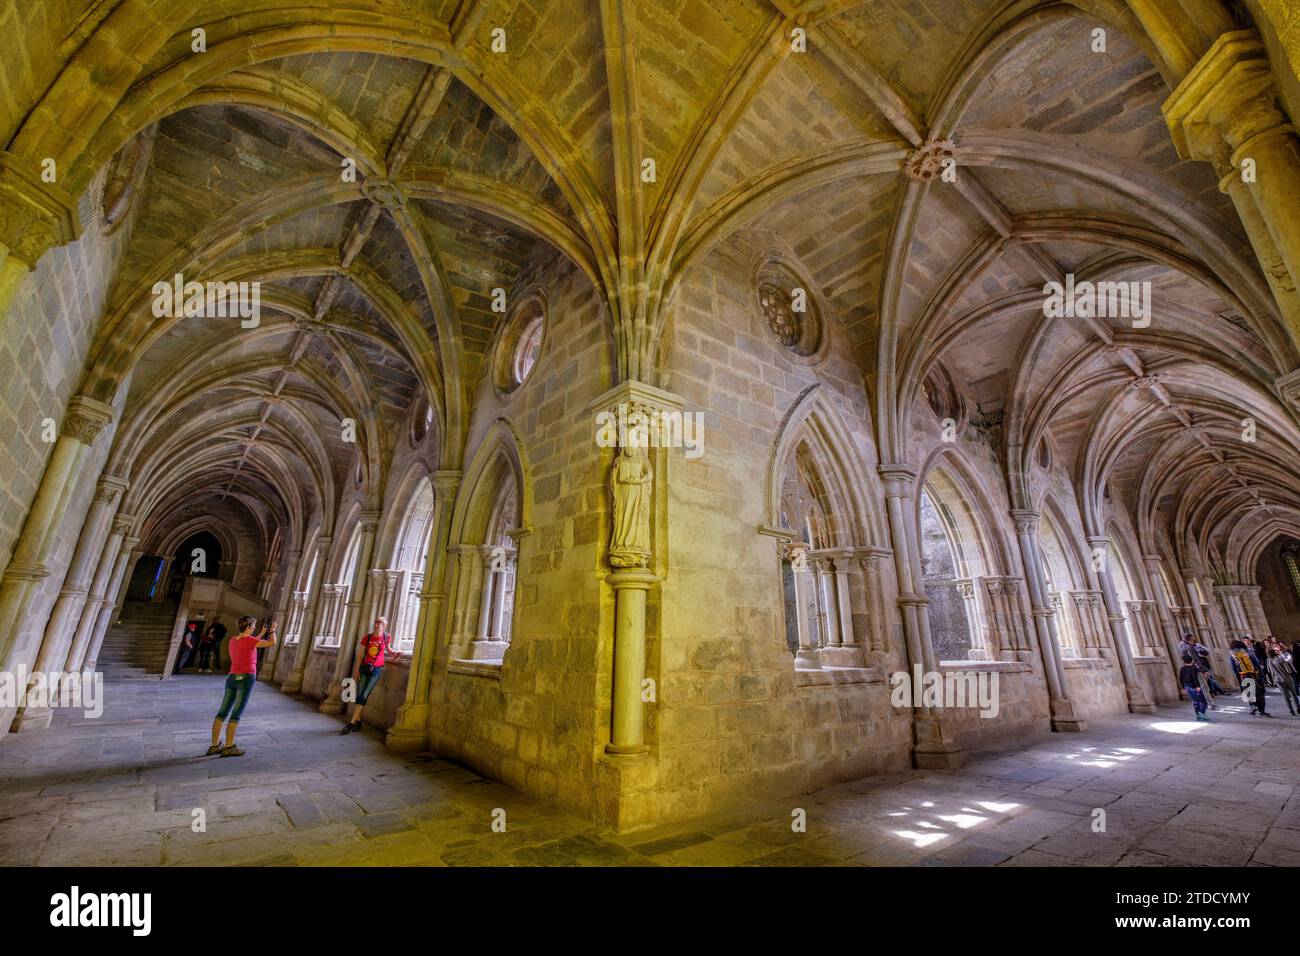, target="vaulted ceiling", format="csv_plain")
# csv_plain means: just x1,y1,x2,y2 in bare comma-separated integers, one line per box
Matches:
4,0,1298,581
